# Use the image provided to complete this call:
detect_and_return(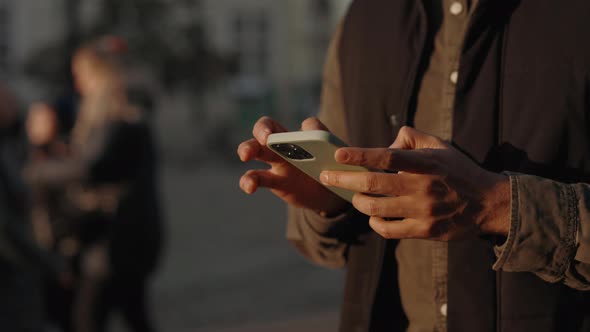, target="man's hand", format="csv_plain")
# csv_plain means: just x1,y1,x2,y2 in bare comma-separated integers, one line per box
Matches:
320,126,510,240
238,116,348,215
